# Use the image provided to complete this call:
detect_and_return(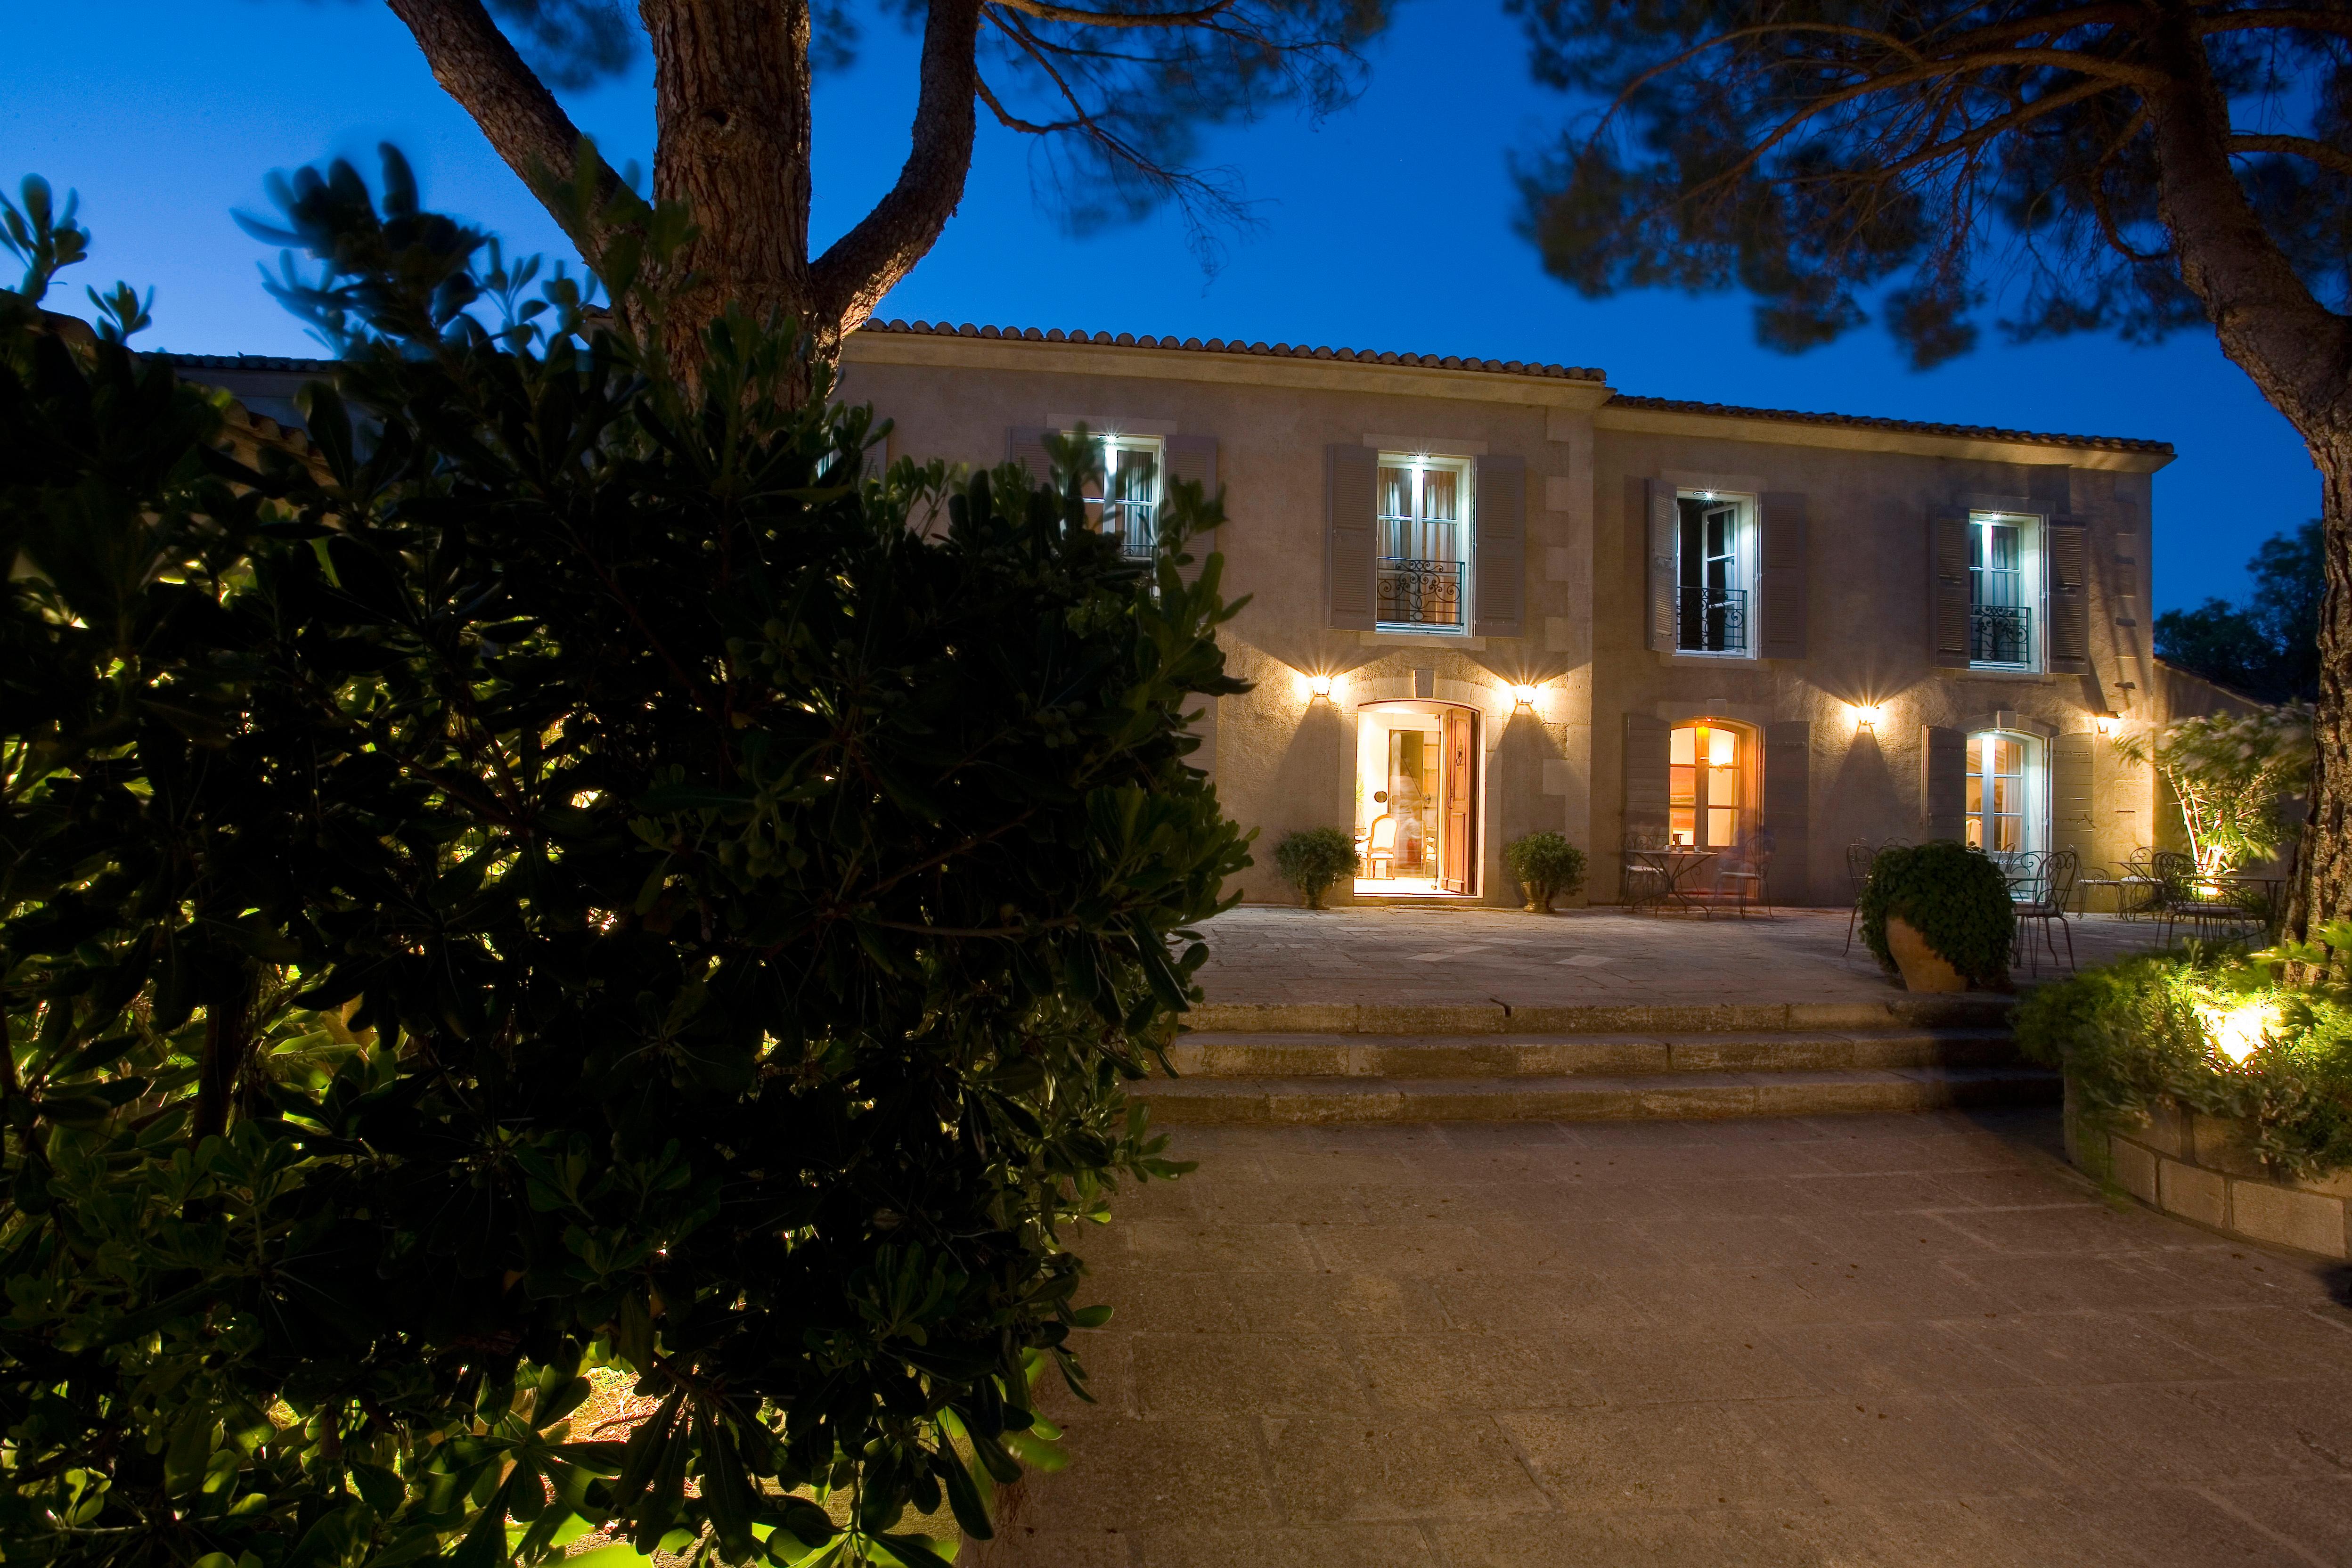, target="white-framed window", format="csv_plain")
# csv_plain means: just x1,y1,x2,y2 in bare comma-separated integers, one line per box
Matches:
1376,453,1474,632
1965,730,2044,868
1074,432,1162,558
1968,511,2042,670
1675,490,1756,657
